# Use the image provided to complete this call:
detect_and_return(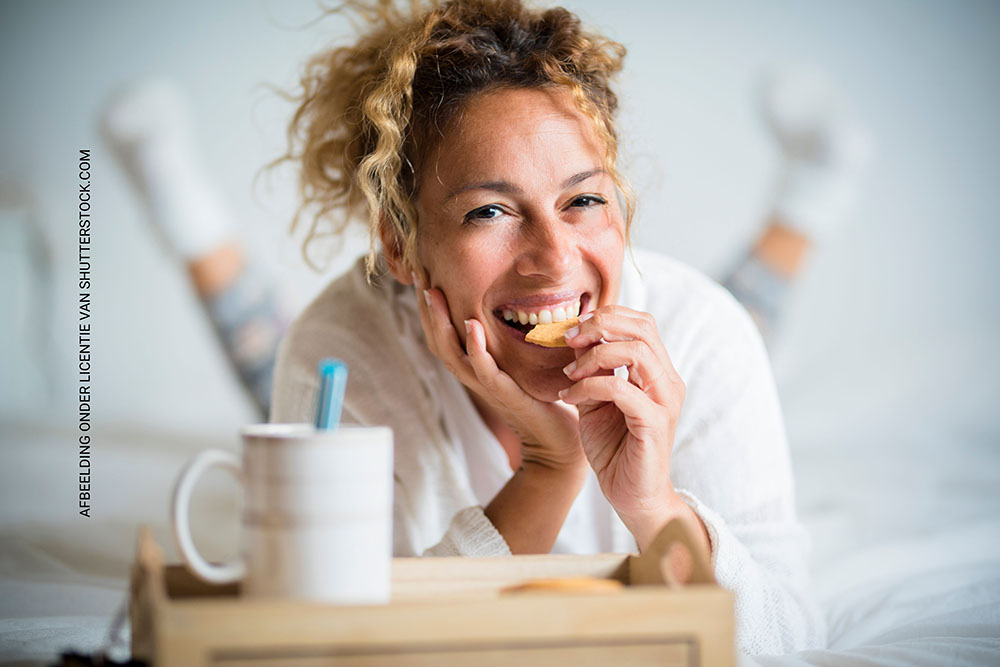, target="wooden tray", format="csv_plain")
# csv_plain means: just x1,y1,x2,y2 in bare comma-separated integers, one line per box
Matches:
130,519,734,666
